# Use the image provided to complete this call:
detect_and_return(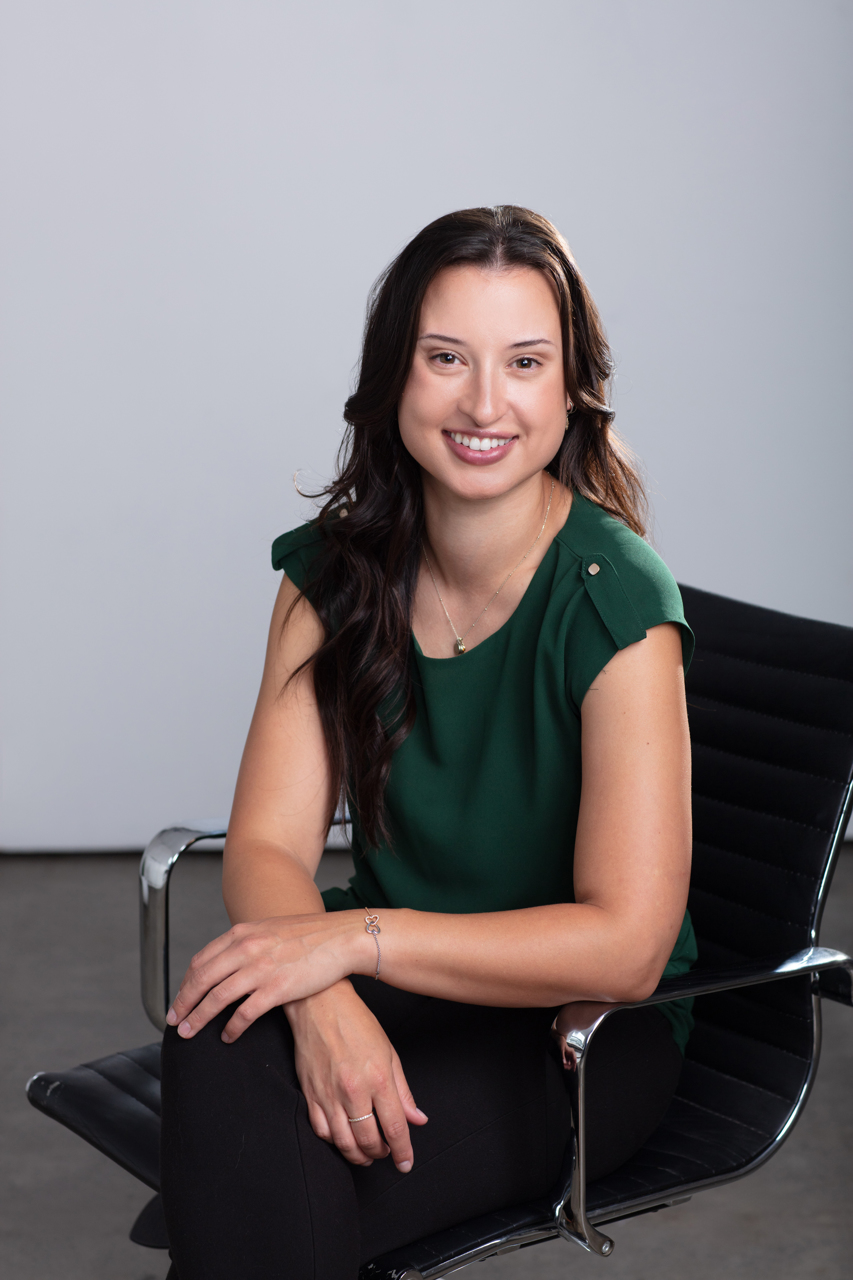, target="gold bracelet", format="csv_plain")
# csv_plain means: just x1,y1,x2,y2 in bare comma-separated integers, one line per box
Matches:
364,913,381,979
